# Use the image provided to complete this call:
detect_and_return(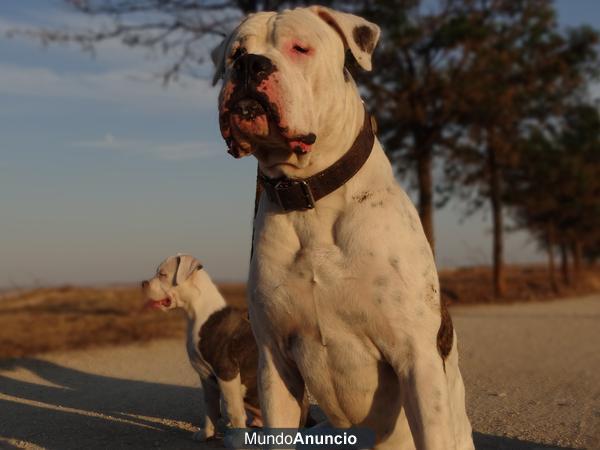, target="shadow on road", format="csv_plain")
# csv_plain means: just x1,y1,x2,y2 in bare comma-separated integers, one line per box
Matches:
0,358,578,450
473,432,579,450
0,358,219,449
